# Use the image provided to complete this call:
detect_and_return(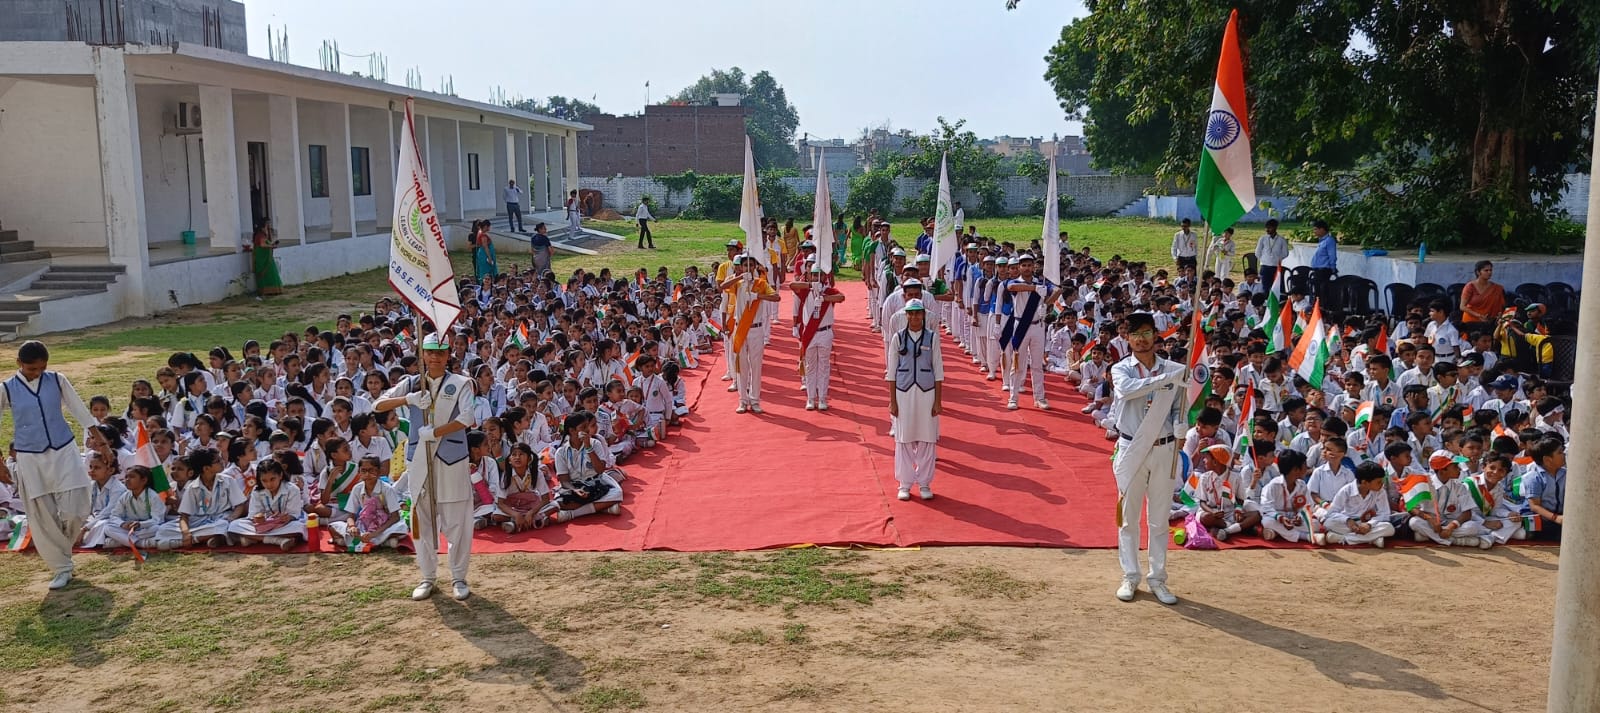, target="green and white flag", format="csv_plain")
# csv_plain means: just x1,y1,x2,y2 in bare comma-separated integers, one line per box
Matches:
1195,10,1257,234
